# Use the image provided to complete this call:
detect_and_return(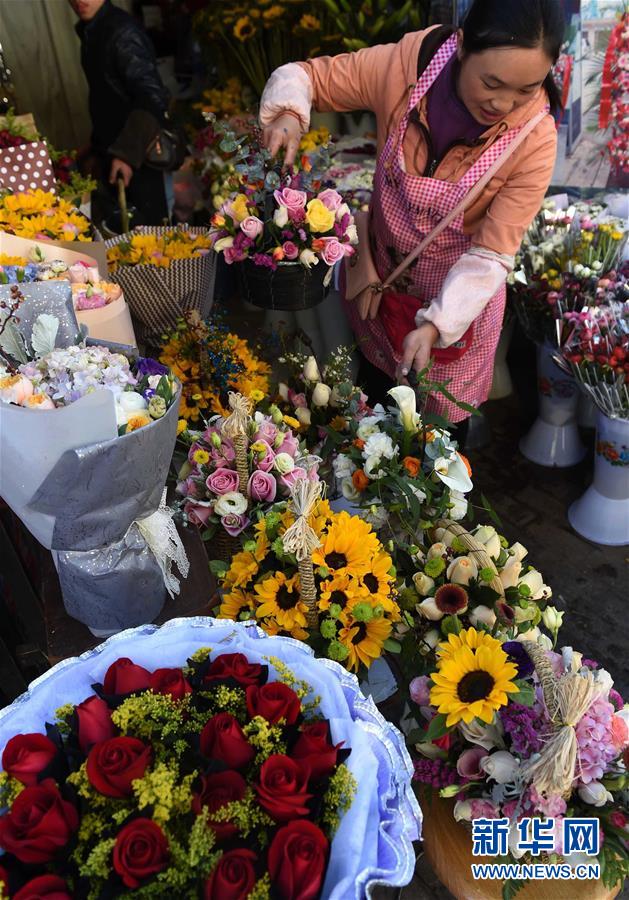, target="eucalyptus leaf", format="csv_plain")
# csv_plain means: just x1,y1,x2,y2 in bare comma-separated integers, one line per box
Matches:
0,315,28,364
